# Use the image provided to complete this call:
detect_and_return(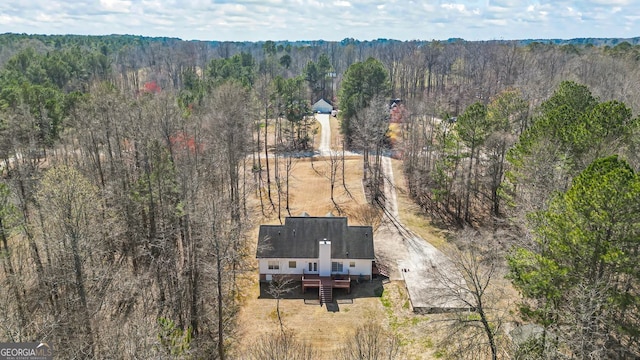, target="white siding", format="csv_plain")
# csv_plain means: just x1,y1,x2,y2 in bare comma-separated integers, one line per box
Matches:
258,258,313,275
258,259,372,276
331,258,372,276
259,258,372,277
